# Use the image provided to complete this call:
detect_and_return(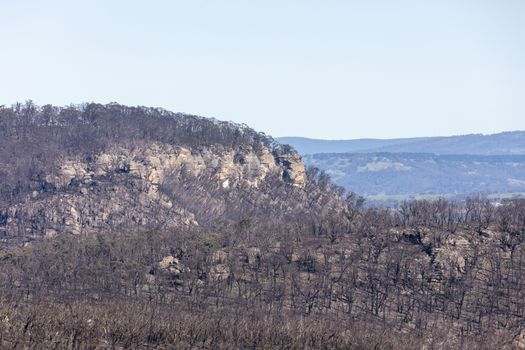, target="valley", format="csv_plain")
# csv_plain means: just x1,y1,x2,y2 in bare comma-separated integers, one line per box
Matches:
280,134,525,205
